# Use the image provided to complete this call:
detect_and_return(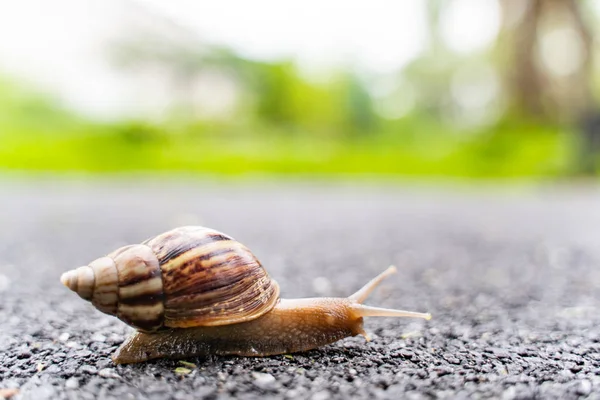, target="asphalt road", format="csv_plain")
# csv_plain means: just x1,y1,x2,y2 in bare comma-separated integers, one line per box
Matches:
1,178,600,399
